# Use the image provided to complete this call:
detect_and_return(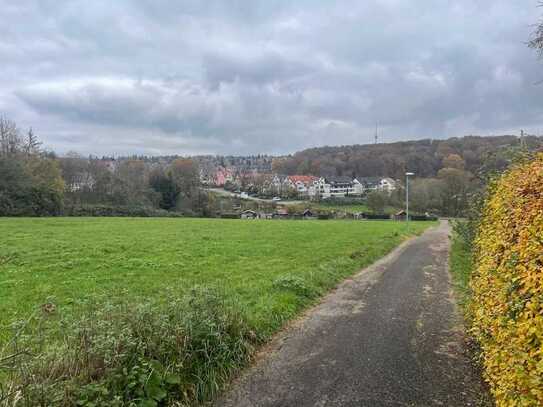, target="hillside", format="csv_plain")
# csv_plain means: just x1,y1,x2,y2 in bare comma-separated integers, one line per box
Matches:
272,135,543,179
